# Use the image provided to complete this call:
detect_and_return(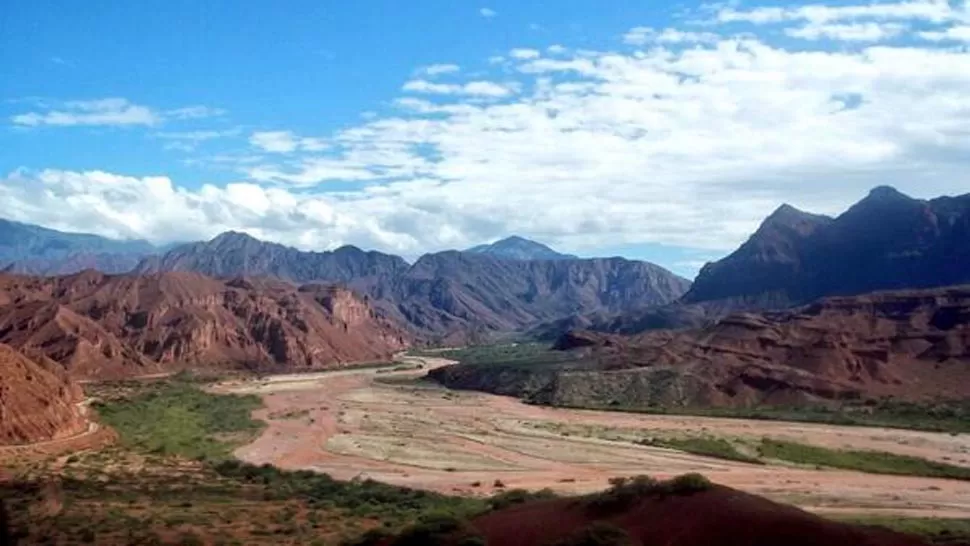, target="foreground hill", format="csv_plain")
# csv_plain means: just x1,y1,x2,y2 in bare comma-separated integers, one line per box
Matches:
684,186,970,307
134,233,690,343
0,271,408,380
375,478,939,546
0,344,86,444
432,285,970,408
